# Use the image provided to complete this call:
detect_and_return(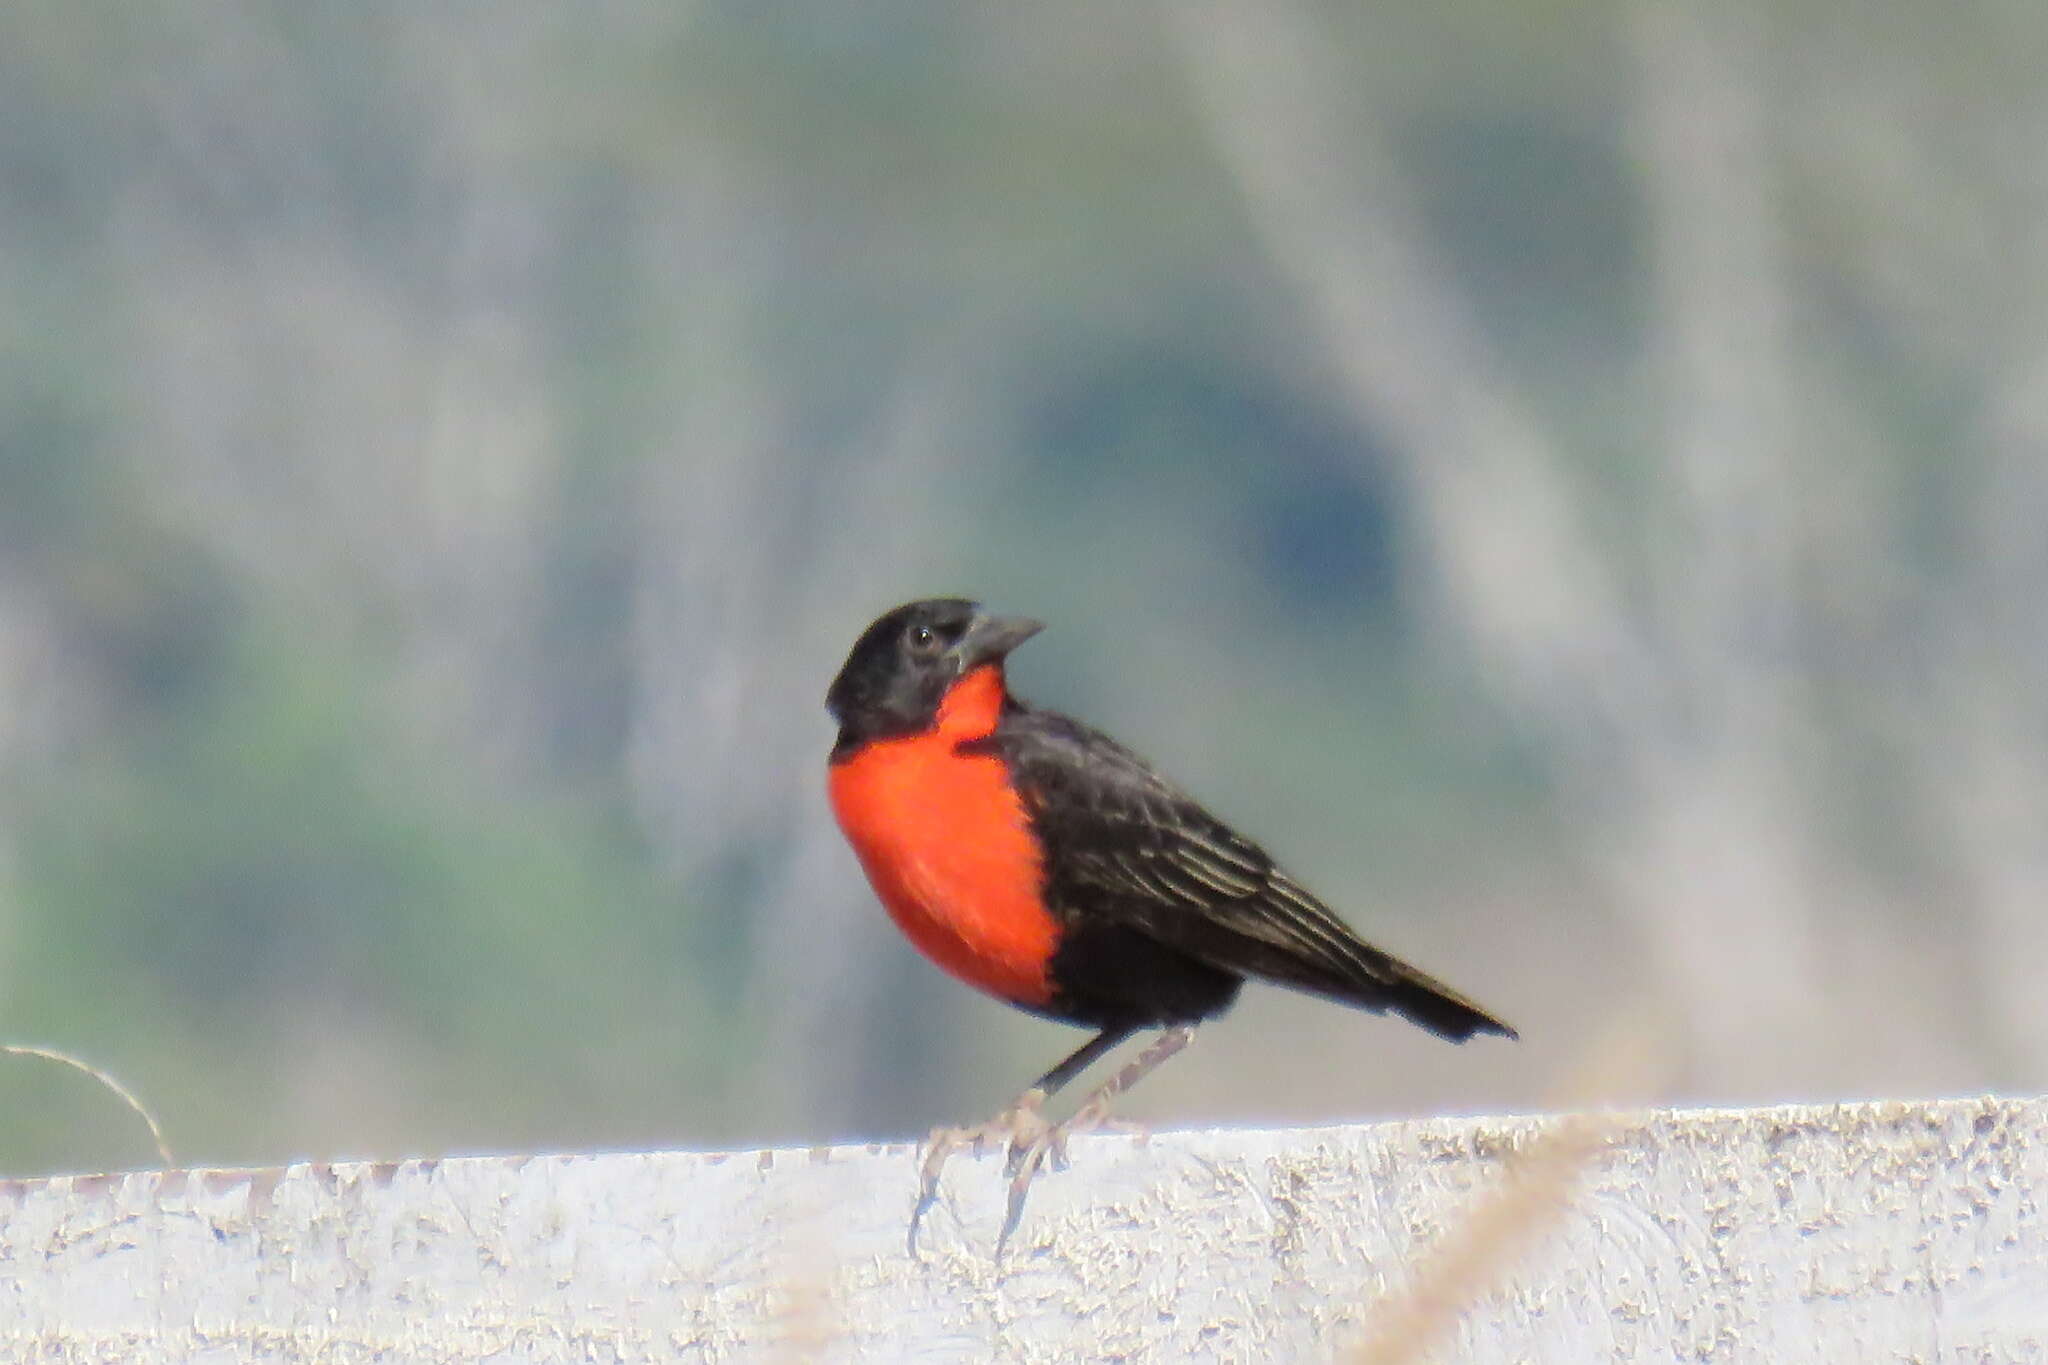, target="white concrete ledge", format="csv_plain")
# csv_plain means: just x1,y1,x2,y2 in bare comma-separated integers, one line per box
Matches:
2,1095,2045,1362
